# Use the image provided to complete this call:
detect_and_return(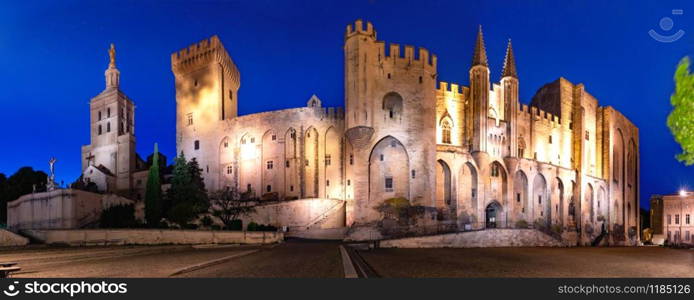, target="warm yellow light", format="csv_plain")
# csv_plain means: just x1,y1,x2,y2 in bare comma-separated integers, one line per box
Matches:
240,144,258,160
